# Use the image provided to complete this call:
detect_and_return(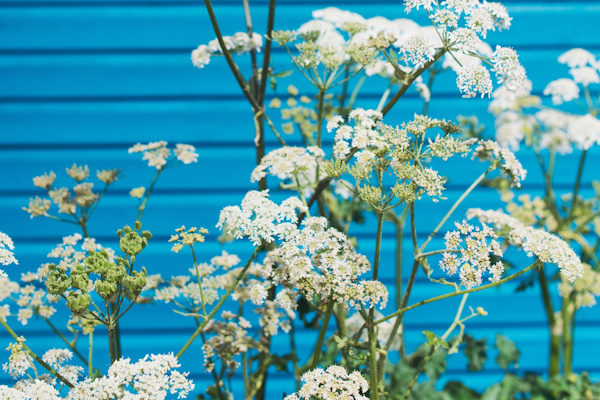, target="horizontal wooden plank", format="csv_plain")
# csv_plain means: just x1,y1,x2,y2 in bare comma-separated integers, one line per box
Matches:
0,4,599,50
0,145,596,199
0,49,580,98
